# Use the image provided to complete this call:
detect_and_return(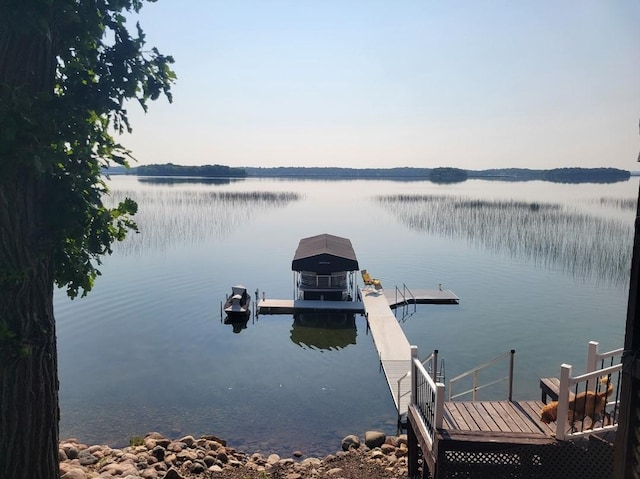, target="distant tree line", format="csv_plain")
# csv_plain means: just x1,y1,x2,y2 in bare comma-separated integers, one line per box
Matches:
245,166,629,184
136,163,247,177
468,167,630,183
429,167,468,183
542,167,630,183
242,166,429,178
105,164,631,184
